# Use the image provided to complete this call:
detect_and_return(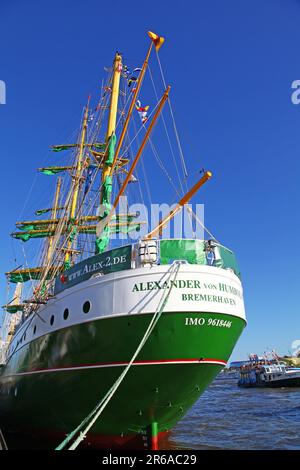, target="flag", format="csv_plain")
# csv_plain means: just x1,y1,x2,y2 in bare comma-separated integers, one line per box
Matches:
129,174,138,183
125,66,142,87
135,100,149,124
122,65,130,78
128,76,138,87
84,166,96,196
